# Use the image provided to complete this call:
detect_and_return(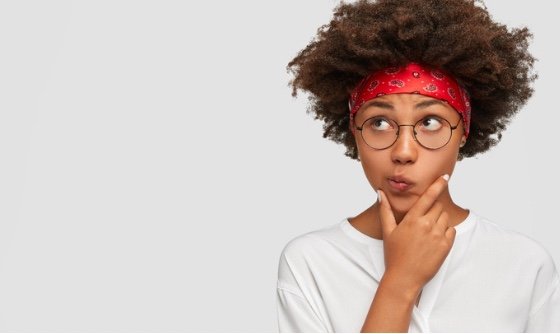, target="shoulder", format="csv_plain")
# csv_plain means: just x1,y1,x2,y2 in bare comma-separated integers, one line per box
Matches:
472,212,557,275
276,220,356,287
279,221,344,262
276,223,331,291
